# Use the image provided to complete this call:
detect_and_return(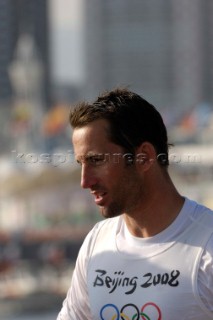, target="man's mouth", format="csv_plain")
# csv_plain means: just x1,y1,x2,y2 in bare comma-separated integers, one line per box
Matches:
91,191,107,206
